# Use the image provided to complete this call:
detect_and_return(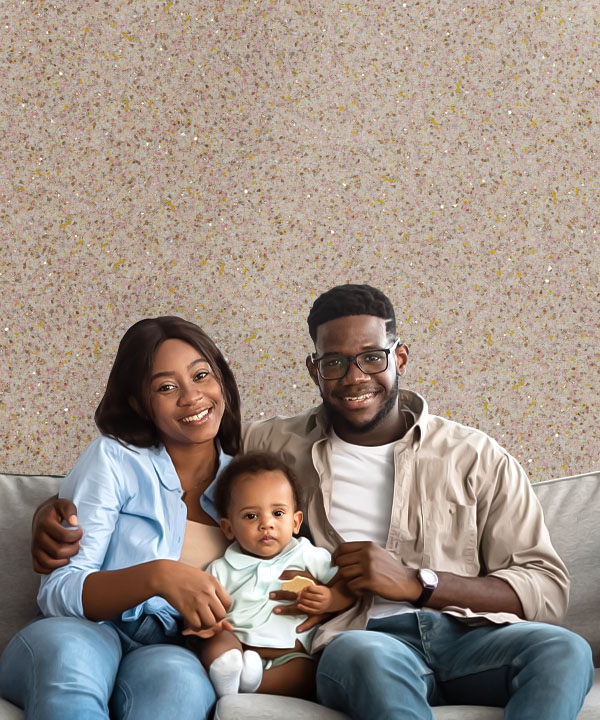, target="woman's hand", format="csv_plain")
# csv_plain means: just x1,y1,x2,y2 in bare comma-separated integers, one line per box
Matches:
83,560,232,629
32,496,83,574
154,560,232,633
